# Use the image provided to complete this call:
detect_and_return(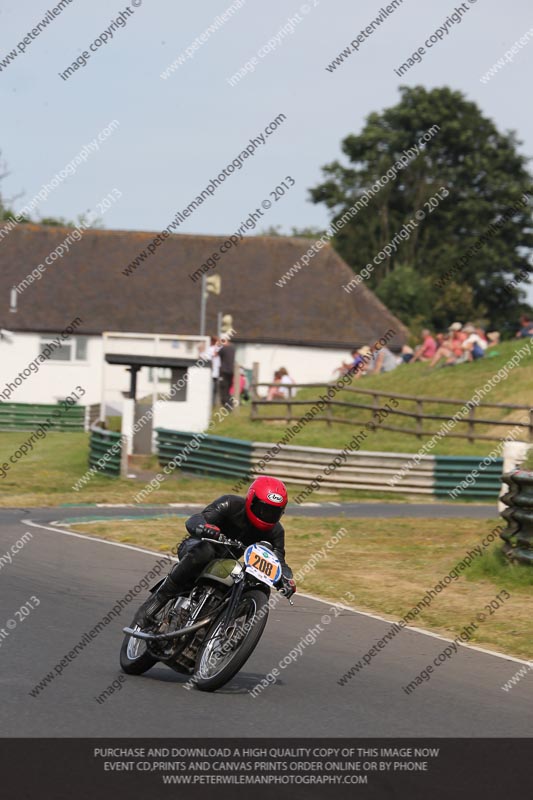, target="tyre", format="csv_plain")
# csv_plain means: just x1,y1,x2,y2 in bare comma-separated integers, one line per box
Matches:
120,622,158,675
193,589,269,692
